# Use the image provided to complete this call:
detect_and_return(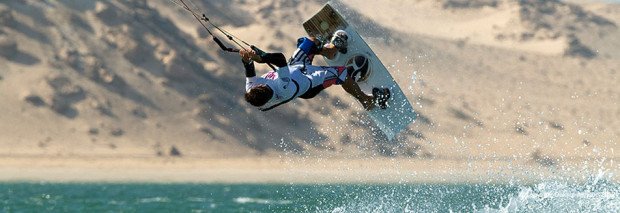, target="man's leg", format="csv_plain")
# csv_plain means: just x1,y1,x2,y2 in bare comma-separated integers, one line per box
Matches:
320,29,348,59
300,64,374,110
342,76,375,110
320,43,338,60
305,35,380,110
301,36,338,60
